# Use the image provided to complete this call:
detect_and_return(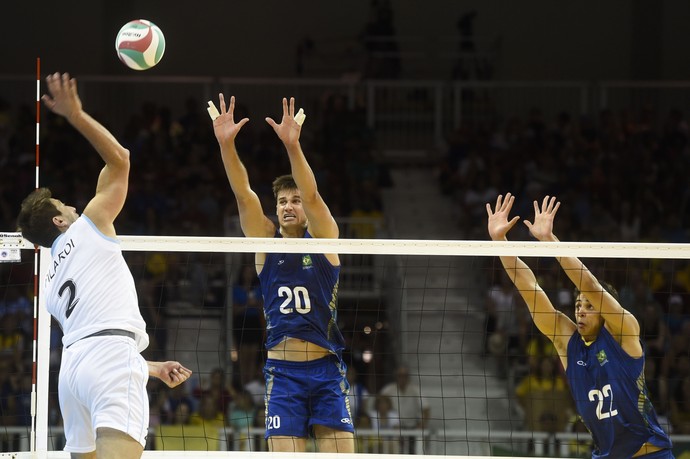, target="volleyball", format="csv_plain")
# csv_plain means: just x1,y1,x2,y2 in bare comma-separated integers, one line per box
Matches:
115,19,166,71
